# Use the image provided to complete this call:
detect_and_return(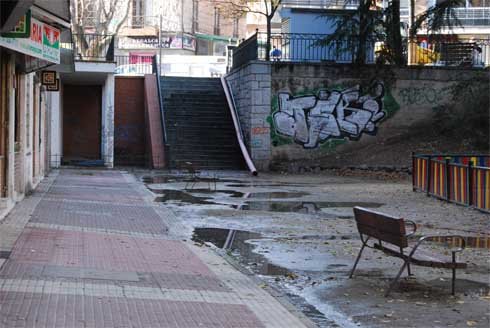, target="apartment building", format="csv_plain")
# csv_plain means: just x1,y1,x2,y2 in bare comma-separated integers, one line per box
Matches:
0,0,71,216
